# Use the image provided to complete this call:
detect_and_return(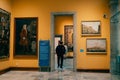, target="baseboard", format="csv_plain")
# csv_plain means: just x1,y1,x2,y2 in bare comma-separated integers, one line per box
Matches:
0,67,110,75
0,67,39,75
0,68,10,75
66,56,73,59
10,67,39,71
77,69,110,73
